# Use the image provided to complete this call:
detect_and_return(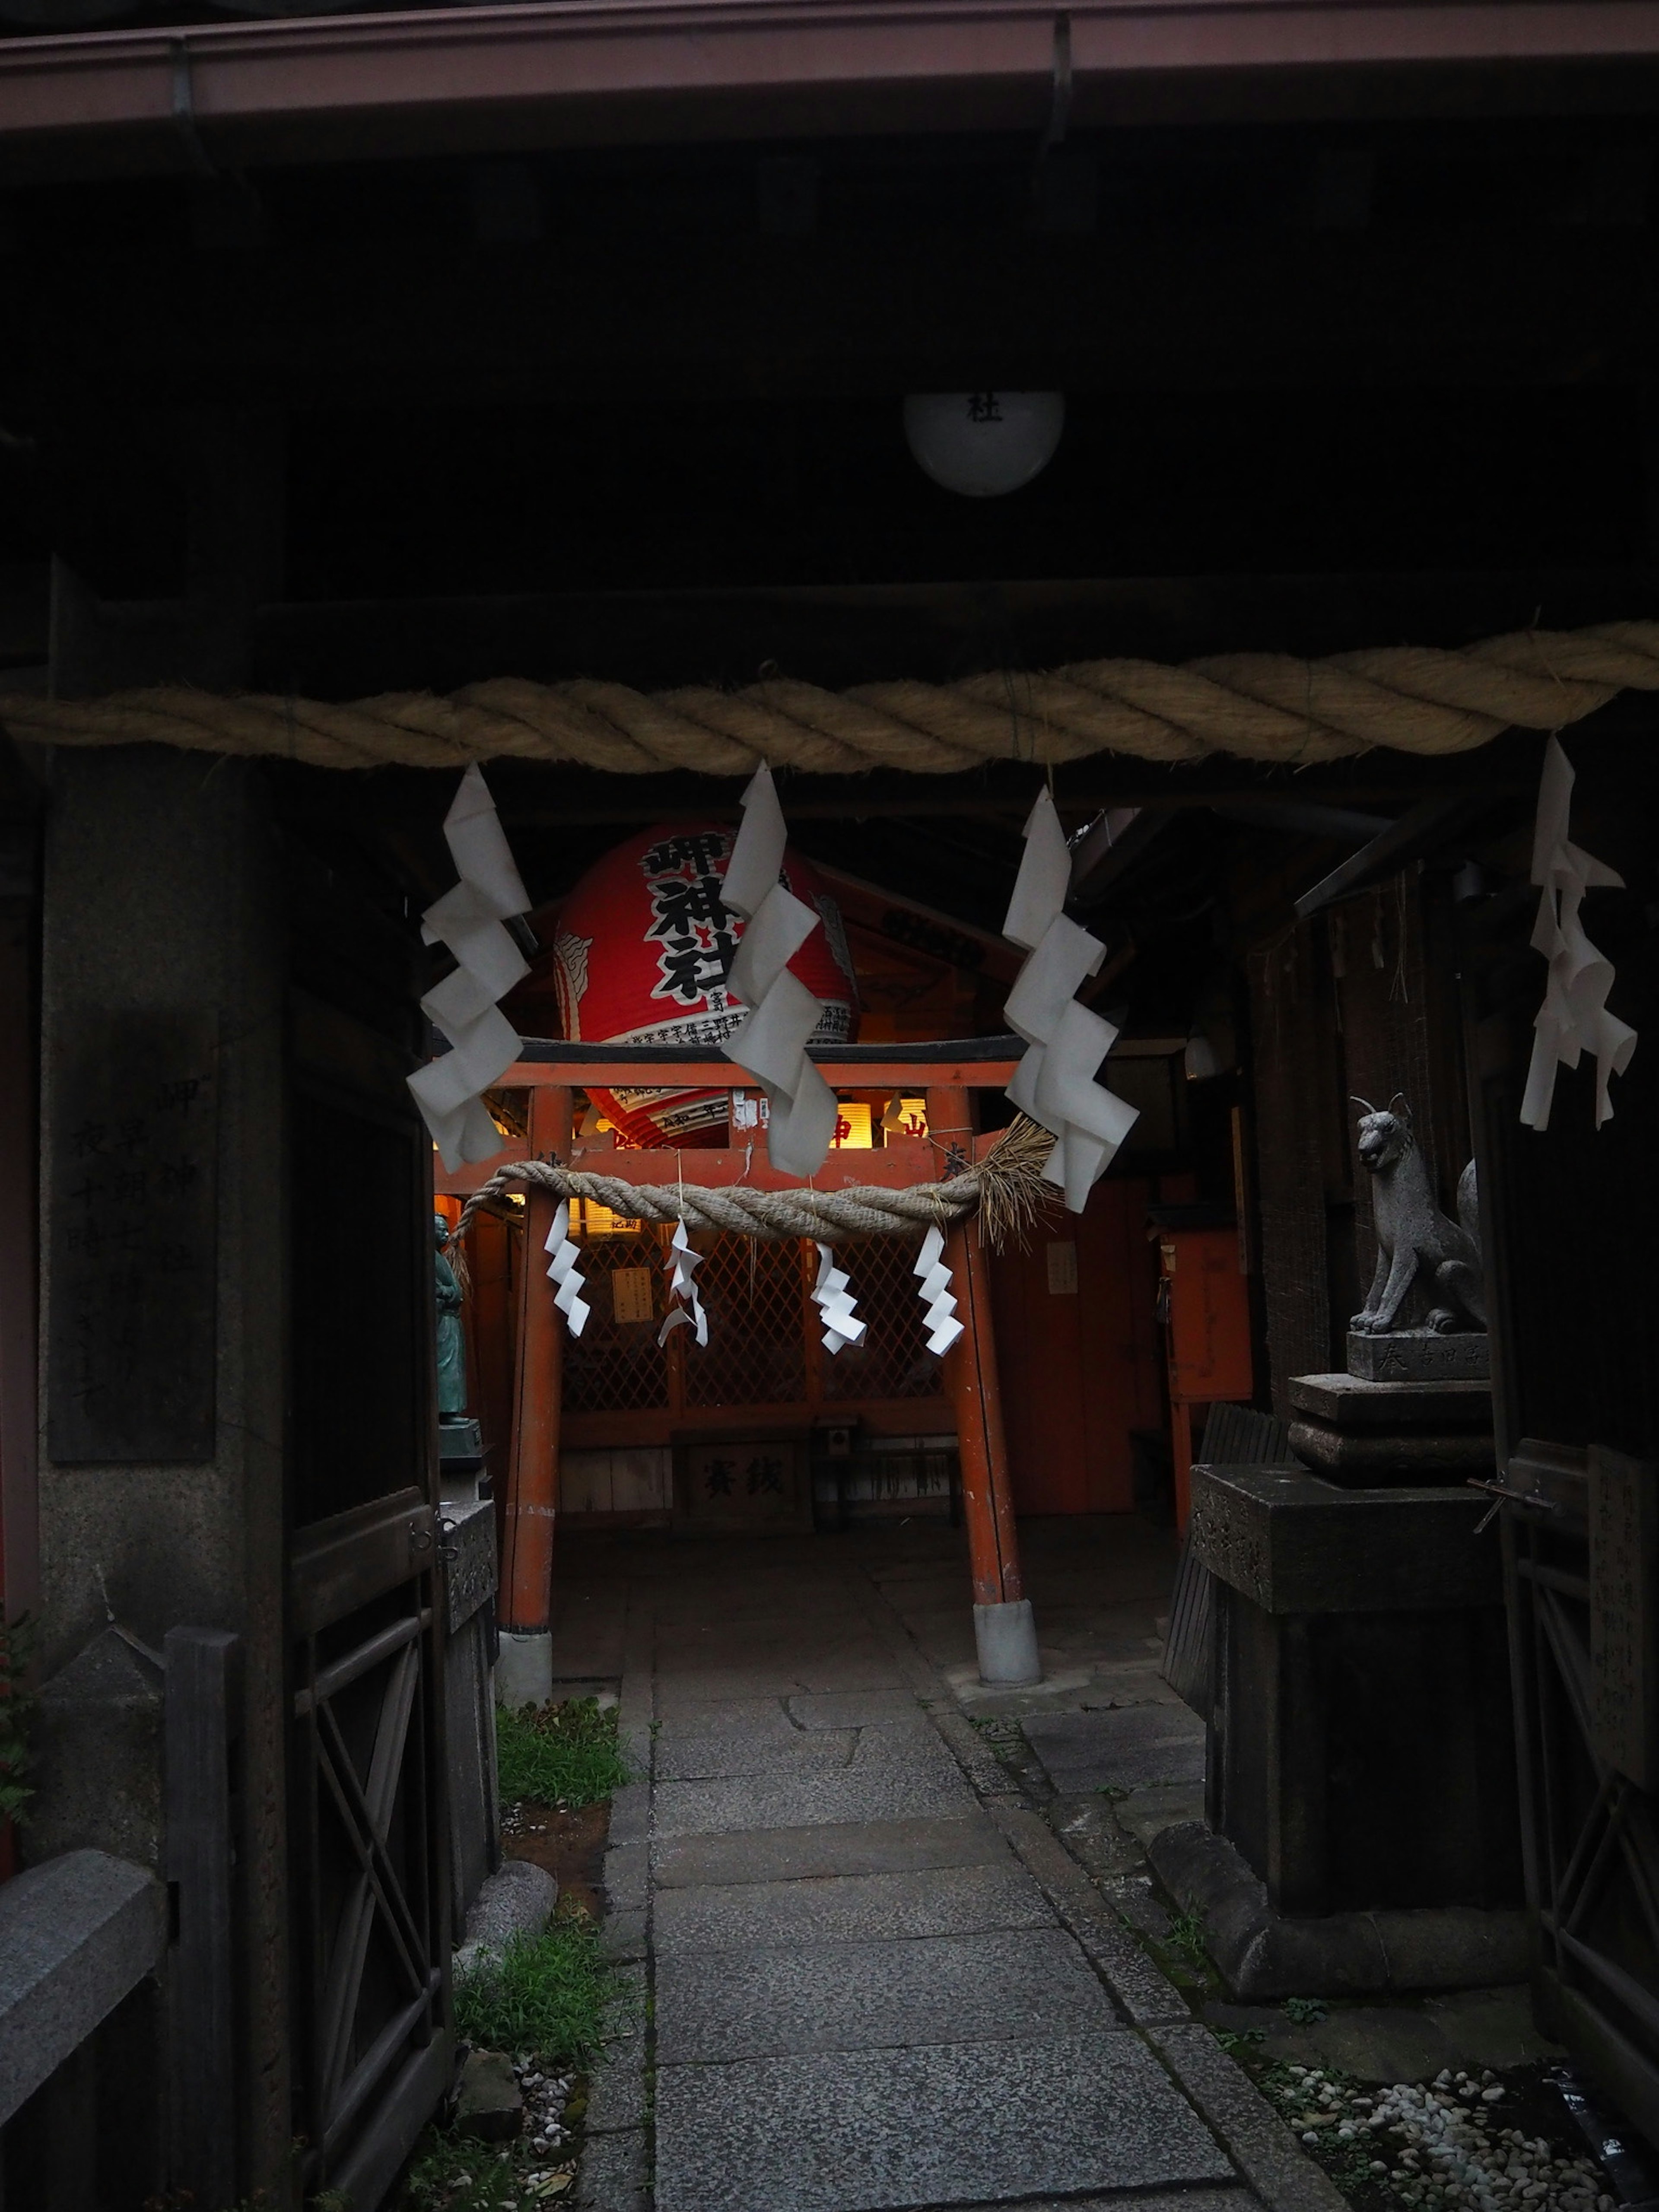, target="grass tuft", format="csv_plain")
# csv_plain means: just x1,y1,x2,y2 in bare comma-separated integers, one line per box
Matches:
453,1911,623,2066
495,1697,633,1810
